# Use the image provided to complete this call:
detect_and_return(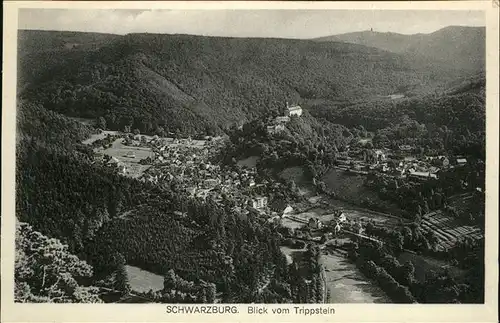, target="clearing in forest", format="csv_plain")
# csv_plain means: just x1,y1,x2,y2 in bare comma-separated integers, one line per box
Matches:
237,155,260,168
125,265,164,294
